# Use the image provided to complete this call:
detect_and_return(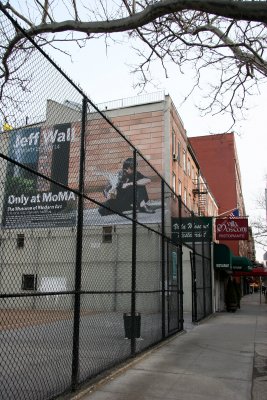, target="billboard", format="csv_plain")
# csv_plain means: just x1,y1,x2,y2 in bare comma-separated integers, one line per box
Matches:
1,123,162,228
2,124,77,228
215,218,248,240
